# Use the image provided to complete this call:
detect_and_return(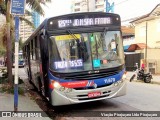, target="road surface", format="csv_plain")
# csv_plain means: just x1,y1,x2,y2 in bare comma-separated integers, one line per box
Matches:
18,68,160,120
